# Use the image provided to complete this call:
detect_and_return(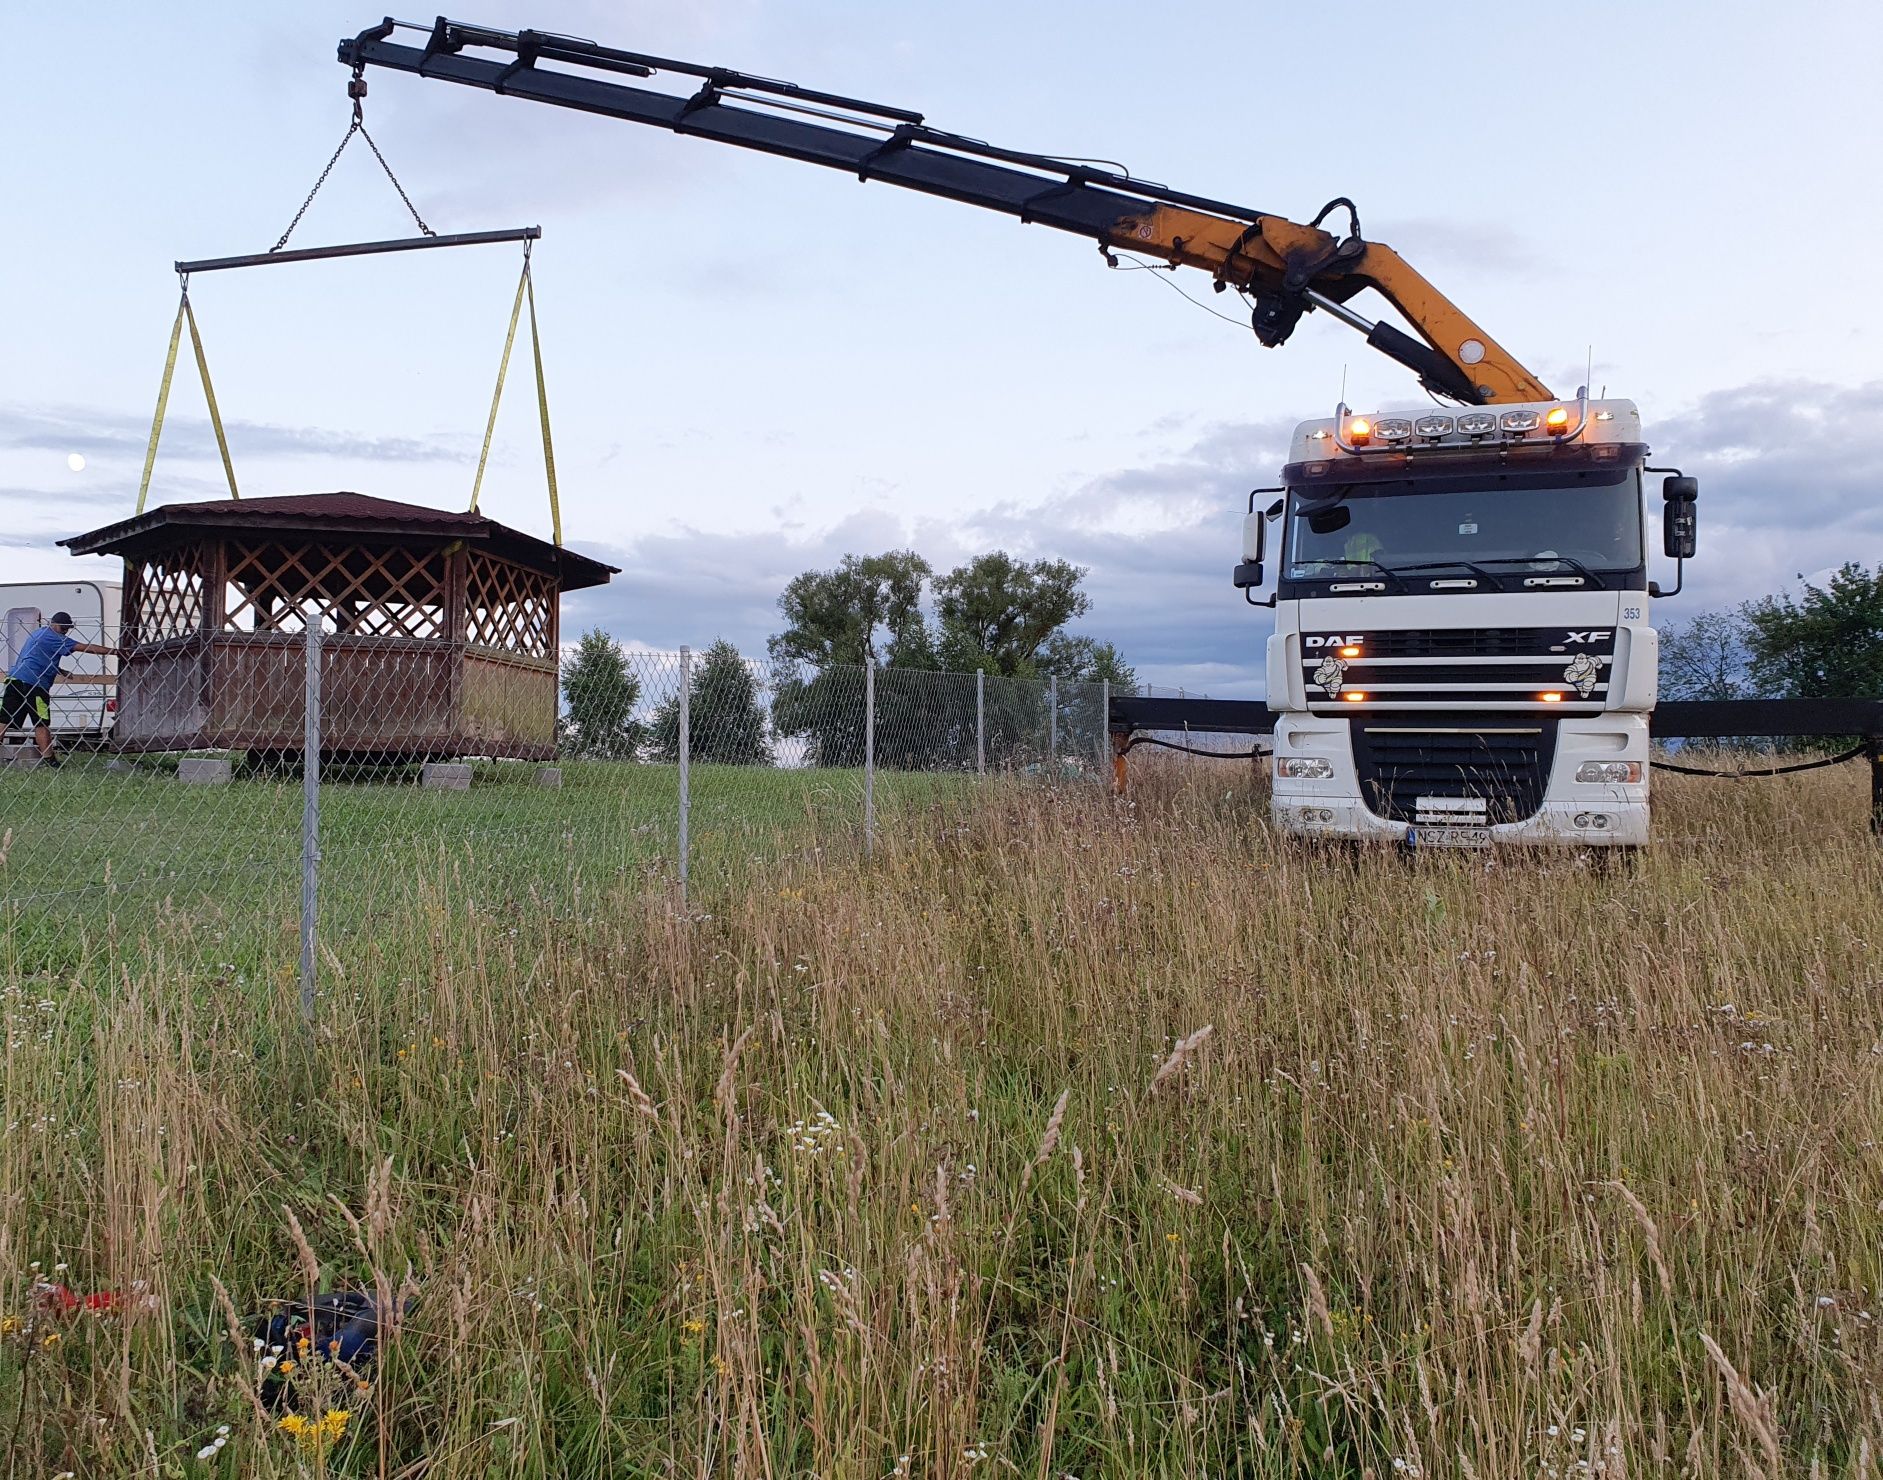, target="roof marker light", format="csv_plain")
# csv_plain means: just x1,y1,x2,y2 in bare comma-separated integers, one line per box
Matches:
1348,417,1372,445
1545,406,1571,432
